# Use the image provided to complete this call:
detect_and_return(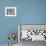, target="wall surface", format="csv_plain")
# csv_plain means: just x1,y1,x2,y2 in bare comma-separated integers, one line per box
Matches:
0,0,46,44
